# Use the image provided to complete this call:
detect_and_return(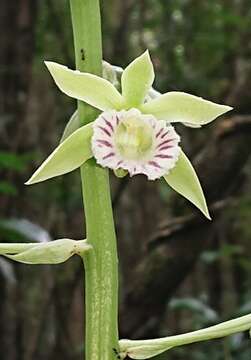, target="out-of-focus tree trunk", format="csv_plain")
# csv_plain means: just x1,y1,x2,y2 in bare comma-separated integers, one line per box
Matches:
0,0,37,146
110,0,134,66
0,0,37,214
0,2,41,360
